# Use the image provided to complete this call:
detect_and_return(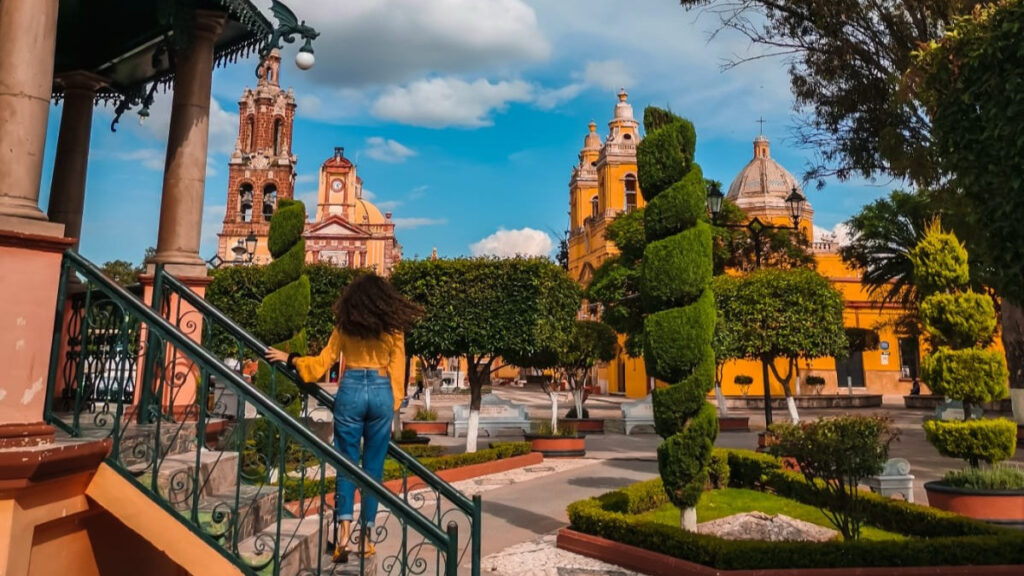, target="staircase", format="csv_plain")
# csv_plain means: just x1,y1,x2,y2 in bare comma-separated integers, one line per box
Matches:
45,251,480,576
